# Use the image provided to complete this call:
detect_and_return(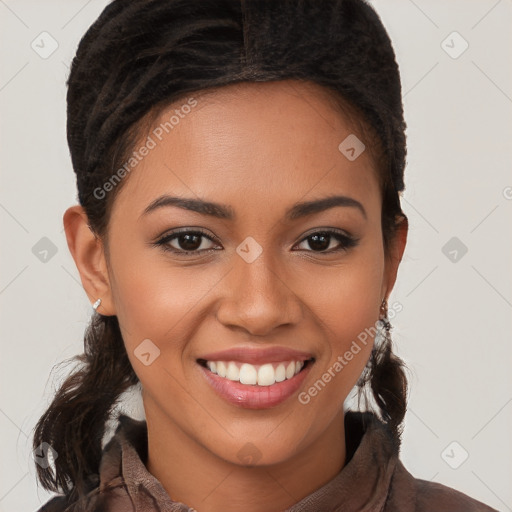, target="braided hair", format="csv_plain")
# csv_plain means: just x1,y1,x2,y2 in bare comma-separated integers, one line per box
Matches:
33,0,408,504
